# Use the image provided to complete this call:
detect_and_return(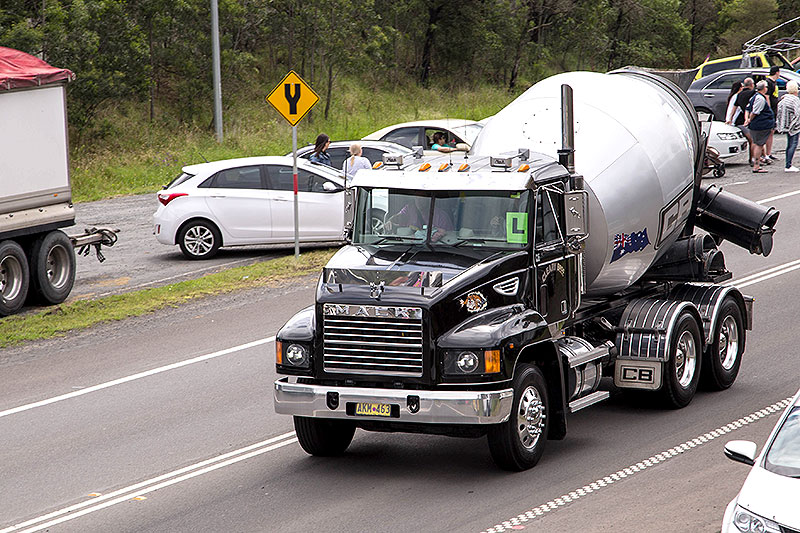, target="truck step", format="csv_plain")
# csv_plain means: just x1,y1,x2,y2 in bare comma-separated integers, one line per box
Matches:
569,390,610,413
